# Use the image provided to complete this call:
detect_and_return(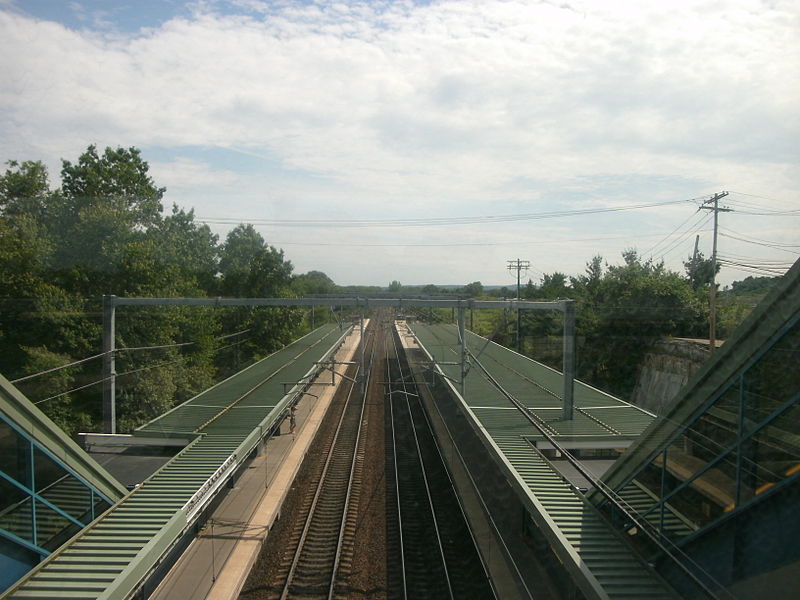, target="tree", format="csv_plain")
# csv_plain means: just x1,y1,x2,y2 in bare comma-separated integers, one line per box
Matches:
540,272,569,298
60,145,164,226
217,225,301,366
579,251,704,397
293,270,337,296
0,160,50,218
388,280,402,292
421,284,440,295
684,251,719,290
0,146,226,434
461,281,484,297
